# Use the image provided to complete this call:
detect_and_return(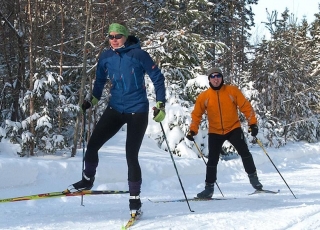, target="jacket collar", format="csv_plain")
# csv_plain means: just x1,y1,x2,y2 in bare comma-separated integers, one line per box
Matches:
209,80,224,90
